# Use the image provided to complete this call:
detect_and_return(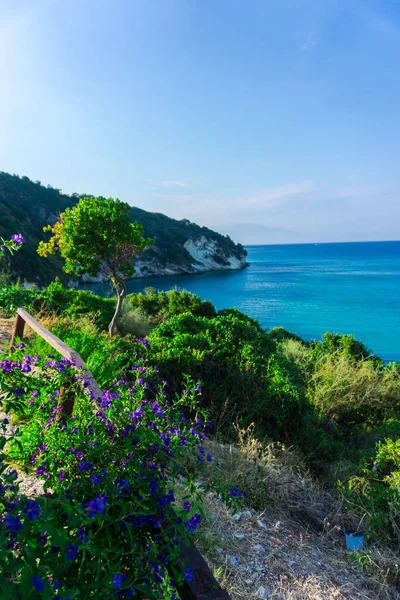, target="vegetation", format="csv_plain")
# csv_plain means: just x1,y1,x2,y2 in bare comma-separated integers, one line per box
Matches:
0,234,399,595
0,172,246,285
1,341,245,598
37,196,151,335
